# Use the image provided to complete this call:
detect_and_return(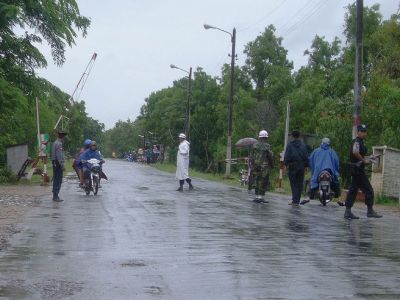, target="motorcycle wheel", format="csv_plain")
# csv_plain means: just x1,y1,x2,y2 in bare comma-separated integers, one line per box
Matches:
322,191,327,206
93,176,99,195
85,178,91,195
